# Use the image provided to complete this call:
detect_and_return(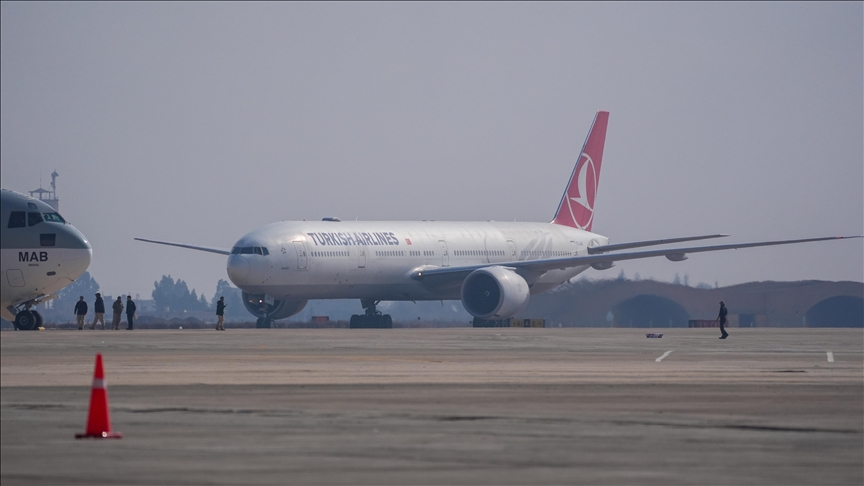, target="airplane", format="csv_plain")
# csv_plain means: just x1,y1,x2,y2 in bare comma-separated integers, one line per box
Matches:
1,189,92,330
136,111,861,328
